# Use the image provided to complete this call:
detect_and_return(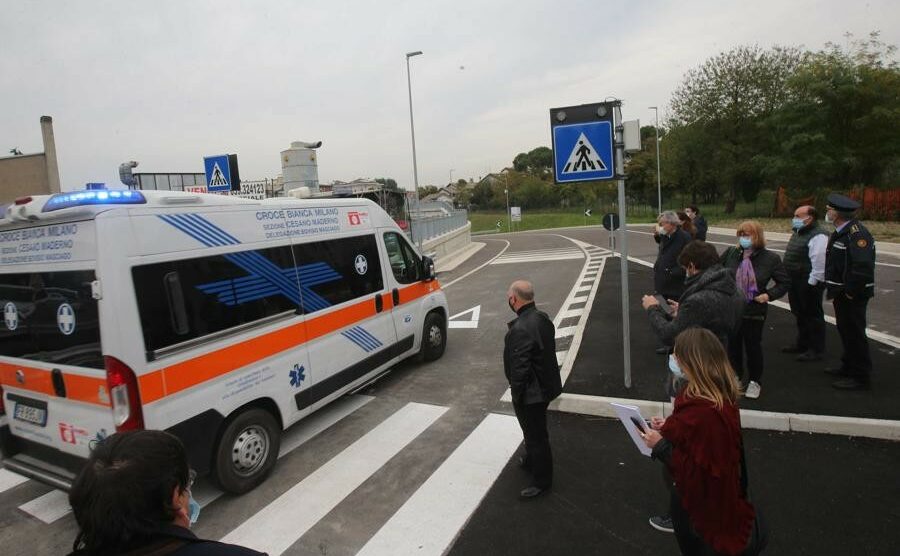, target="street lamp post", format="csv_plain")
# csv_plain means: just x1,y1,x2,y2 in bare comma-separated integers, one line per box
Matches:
649,106,662,215
449,168,454,186
406,50,423,249
505,173,511,234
